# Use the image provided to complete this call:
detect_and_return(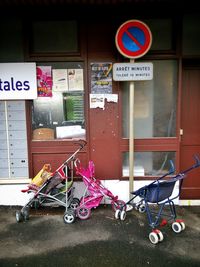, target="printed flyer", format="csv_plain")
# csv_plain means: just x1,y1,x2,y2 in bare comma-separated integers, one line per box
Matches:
52,69,68,92
91,63,112,94
37,66,52,97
